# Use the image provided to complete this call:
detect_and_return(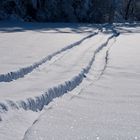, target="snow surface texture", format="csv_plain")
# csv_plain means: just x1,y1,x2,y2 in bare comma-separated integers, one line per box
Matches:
0,22,140,140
